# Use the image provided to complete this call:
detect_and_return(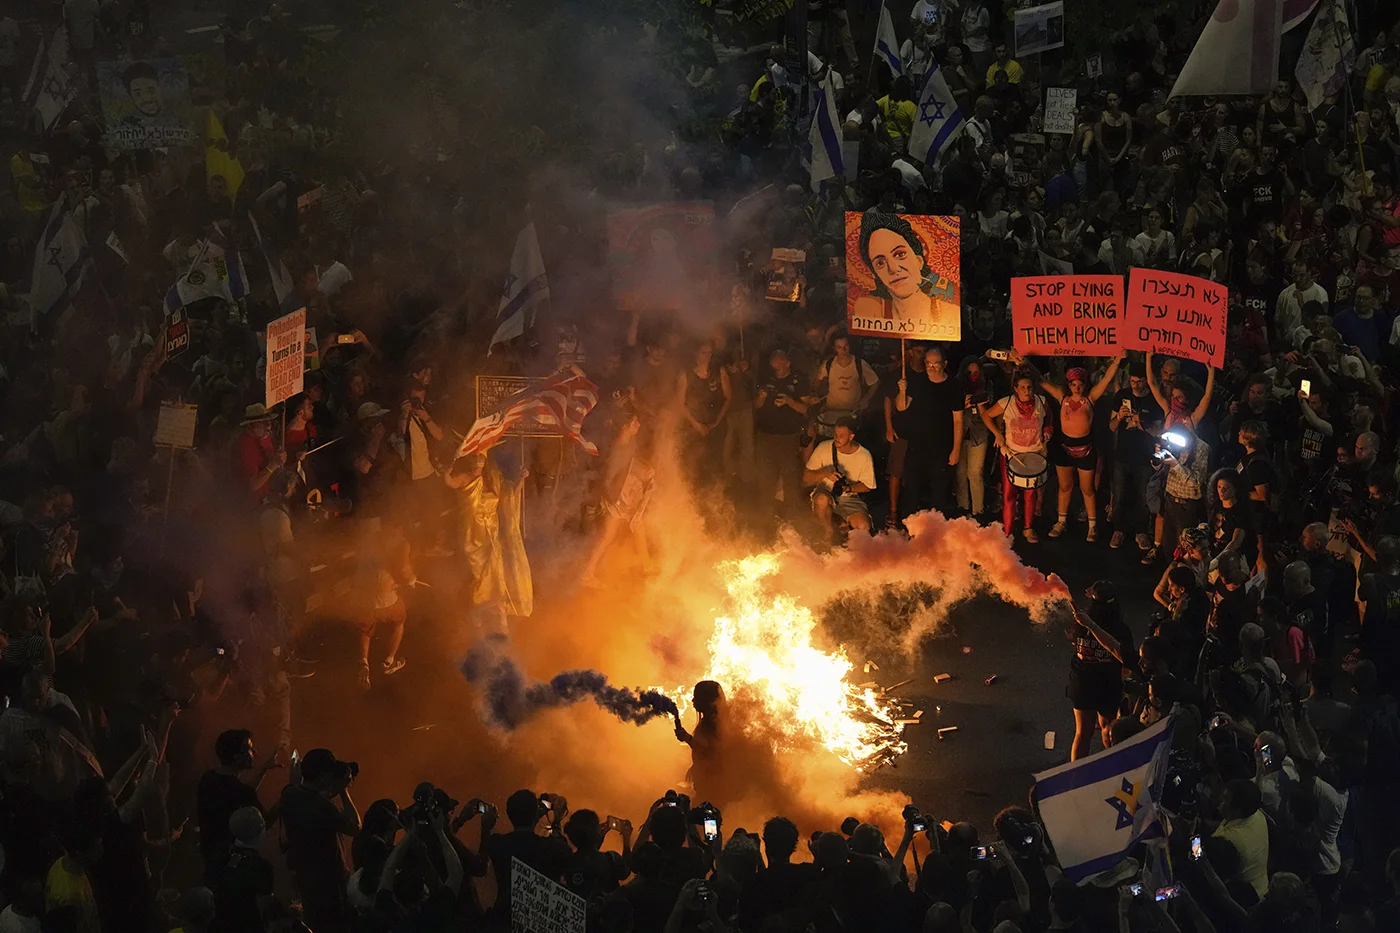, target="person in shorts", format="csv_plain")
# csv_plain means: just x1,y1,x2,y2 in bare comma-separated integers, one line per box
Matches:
1067,580,1136,760
802,417,876,545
